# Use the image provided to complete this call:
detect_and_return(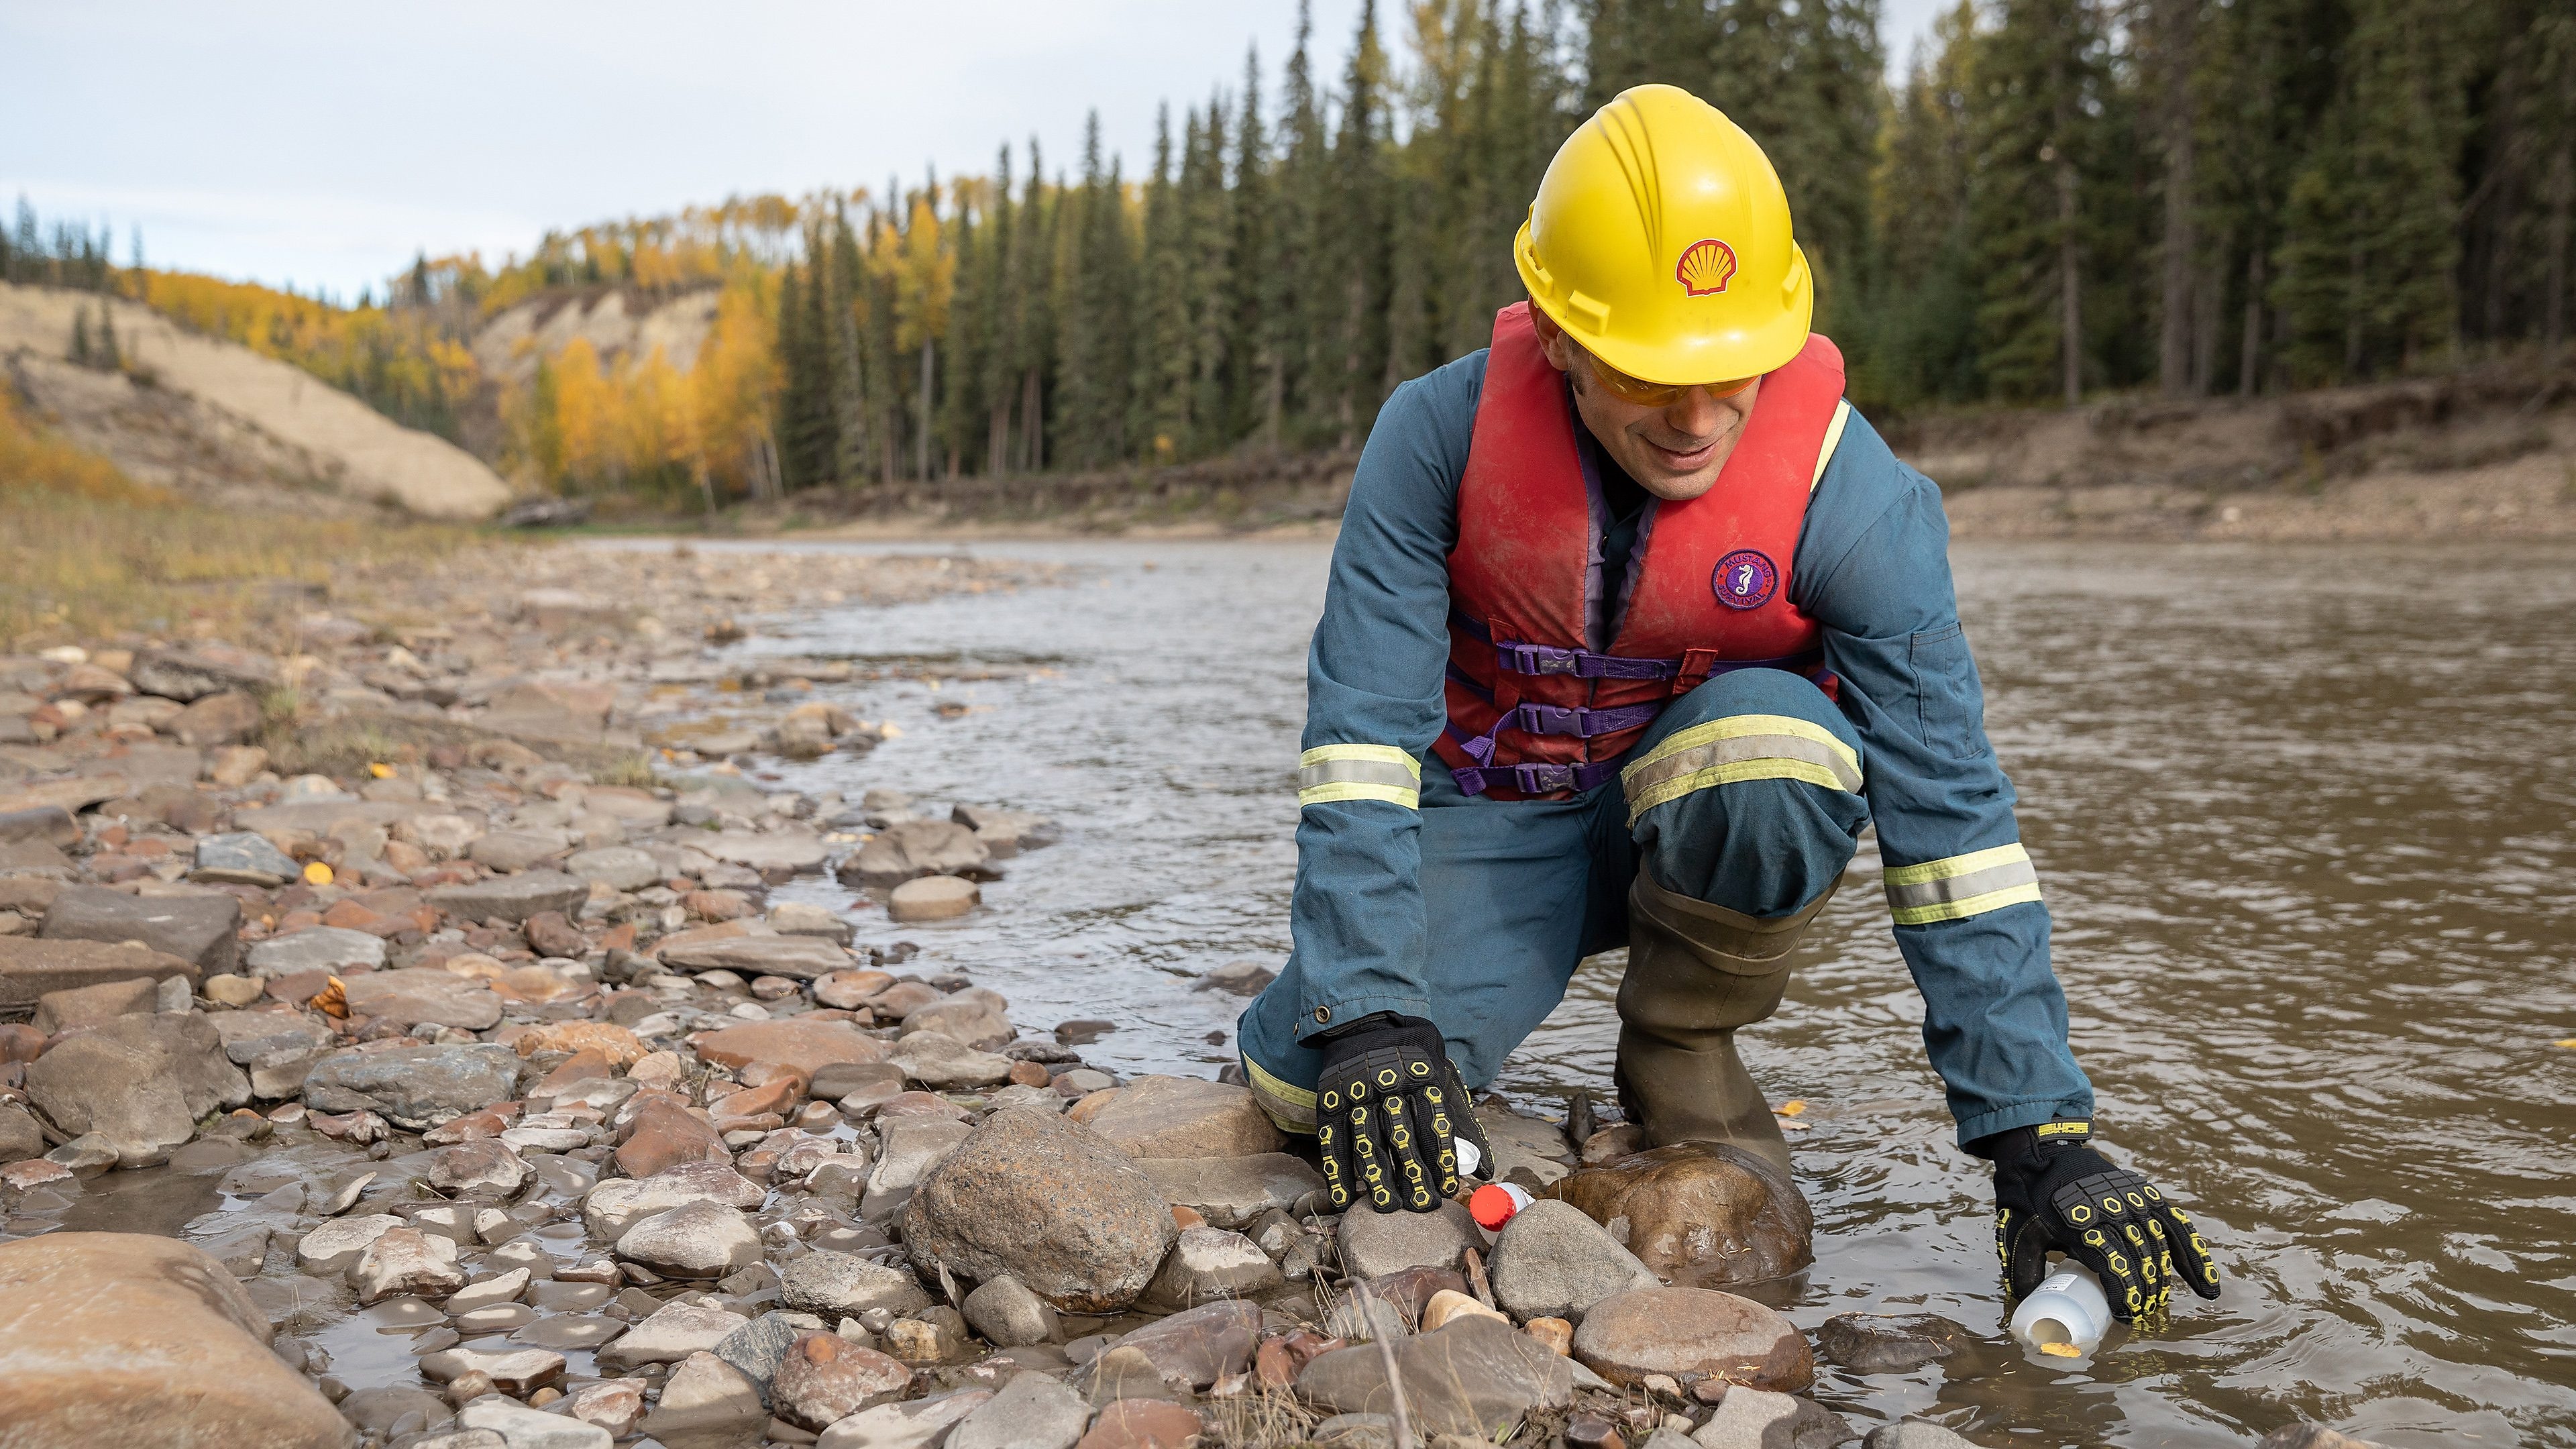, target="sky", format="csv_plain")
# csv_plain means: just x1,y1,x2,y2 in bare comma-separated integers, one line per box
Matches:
3,1,1954,301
